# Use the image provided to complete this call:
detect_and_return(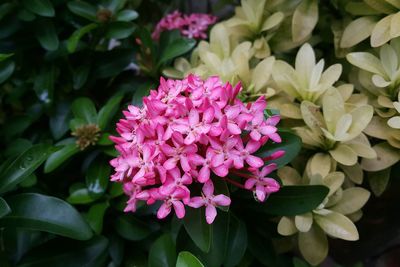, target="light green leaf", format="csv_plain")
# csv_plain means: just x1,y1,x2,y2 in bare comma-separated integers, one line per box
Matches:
323,87,345,133
323,172,344,196
292,0,318,42
331,187,370,215
346,52,386,76
295,212,313,232
390,11,400,38
329,144,358,166
298,226,328,266
116,9,138,21
176,251,205,267
314,211,359,240
261,12,284,31
67,23,98,53
295,43,316,86
368,168,391,196
340,16,378,48
71,97,98,124
158,38,196,67
2,193,93,240
277,216,298,236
